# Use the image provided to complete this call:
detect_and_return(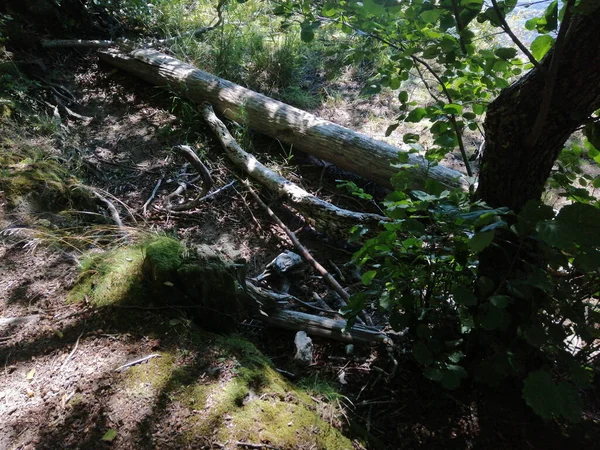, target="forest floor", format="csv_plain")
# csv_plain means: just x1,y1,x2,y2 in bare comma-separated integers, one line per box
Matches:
1,48,599,450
